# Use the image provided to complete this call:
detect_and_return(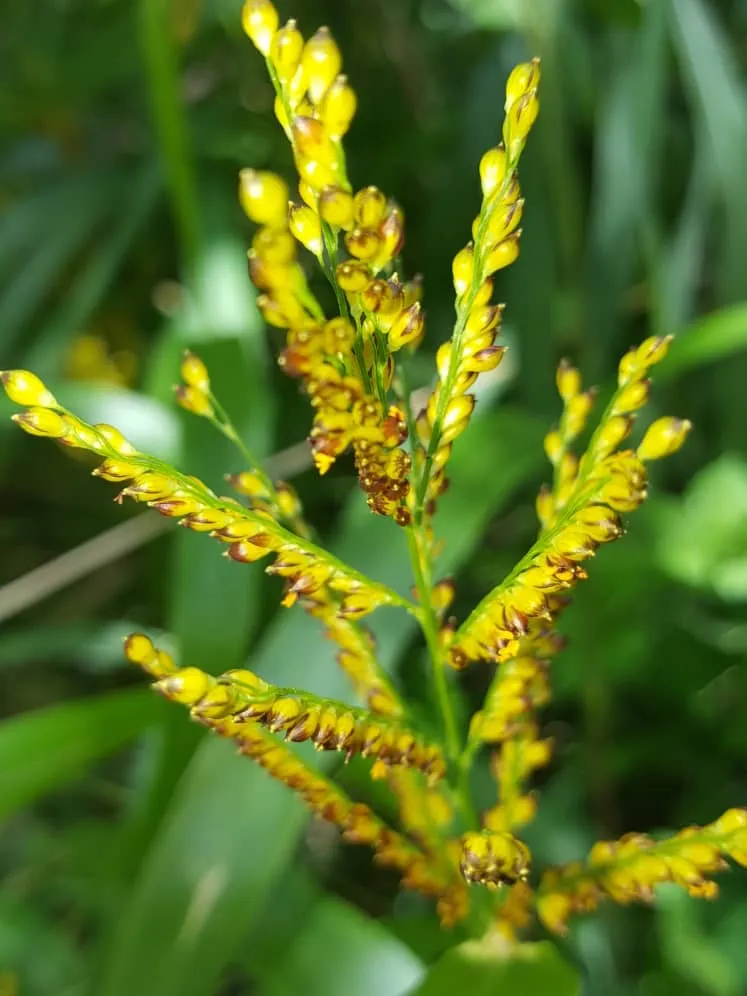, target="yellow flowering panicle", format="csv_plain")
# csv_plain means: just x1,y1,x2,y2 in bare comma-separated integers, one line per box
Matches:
240,1,421,527
124,633,465,926
126,634,444,781
6,7,745,946
446,337,691,670
537,809,747,934
411,60,540,520
0,370,405,622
